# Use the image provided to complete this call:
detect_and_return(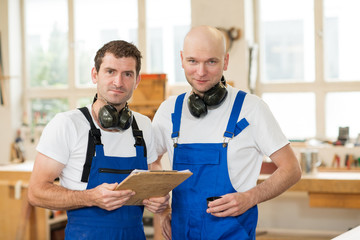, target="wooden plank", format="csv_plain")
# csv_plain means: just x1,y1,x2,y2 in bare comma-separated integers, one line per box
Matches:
309,193,360,208
258,174,360,194
130,74,166,103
